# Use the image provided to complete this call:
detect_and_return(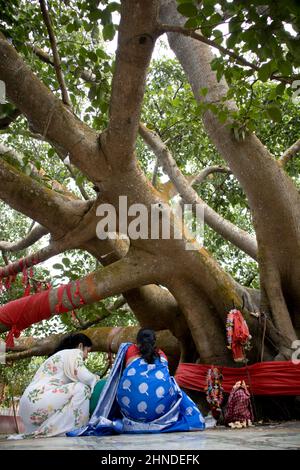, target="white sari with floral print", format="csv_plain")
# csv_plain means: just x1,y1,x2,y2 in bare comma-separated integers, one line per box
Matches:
18,349,98,438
